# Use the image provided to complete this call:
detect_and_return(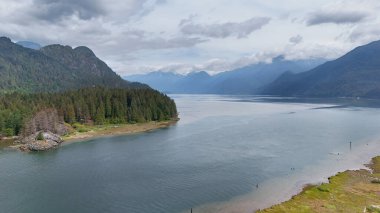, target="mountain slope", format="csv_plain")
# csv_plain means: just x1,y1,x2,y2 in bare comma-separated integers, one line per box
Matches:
263,40,380,98
208,56,325,94
125,57,325,94
126,71,184,93
0,37,144,93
